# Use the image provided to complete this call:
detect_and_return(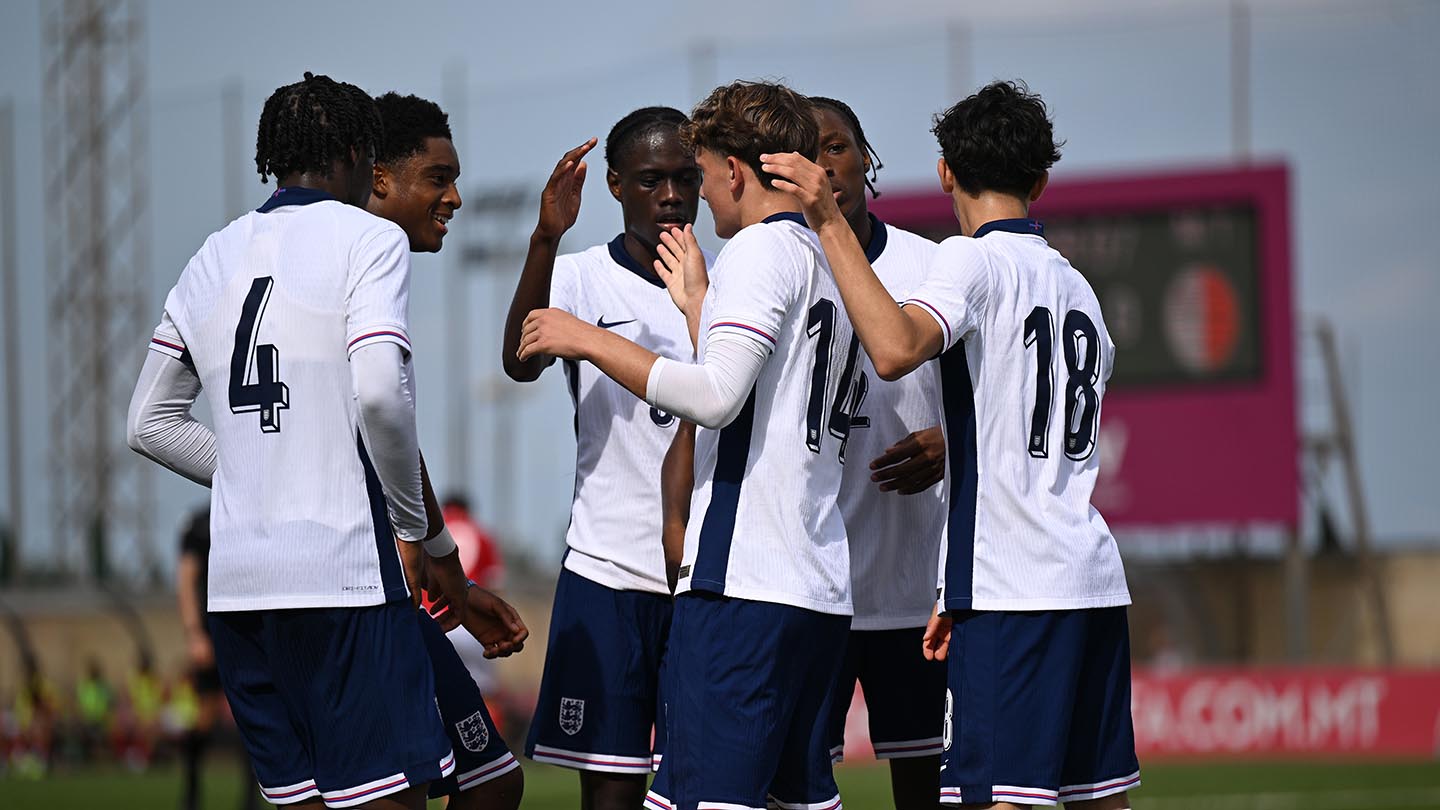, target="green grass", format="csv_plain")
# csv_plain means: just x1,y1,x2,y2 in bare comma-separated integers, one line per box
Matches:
3,759,1439,809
